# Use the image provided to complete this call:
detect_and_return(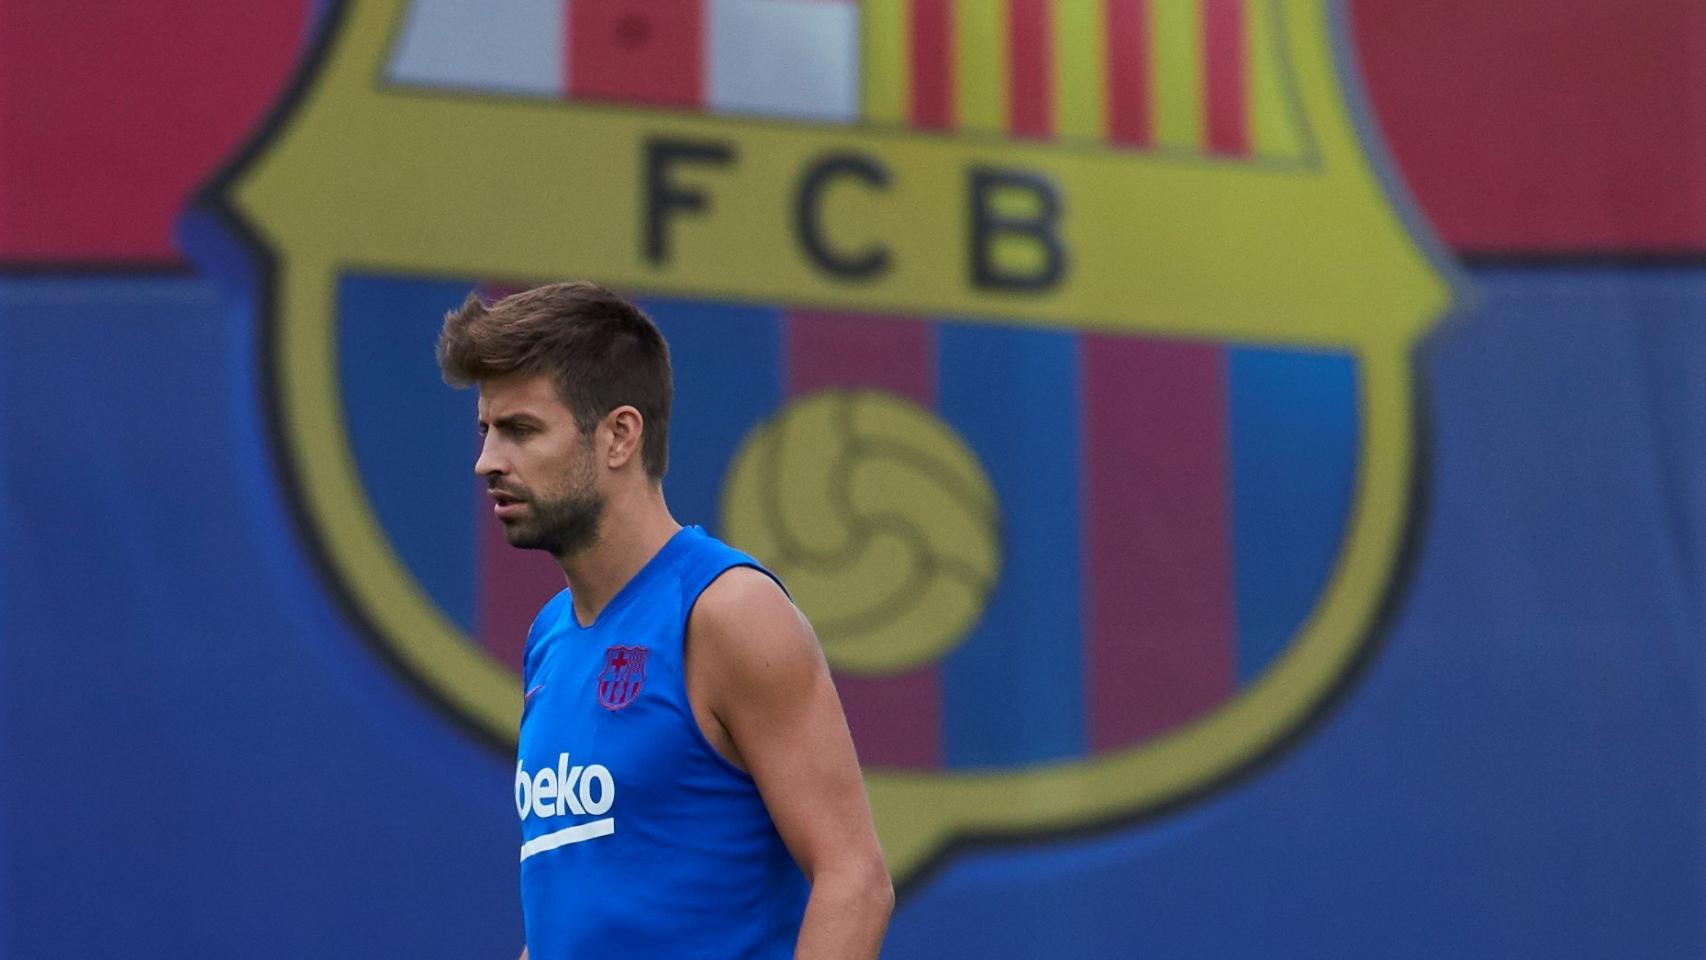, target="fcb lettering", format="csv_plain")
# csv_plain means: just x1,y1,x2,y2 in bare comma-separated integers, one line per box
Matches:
644,137,1068,292
515,754,616,821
